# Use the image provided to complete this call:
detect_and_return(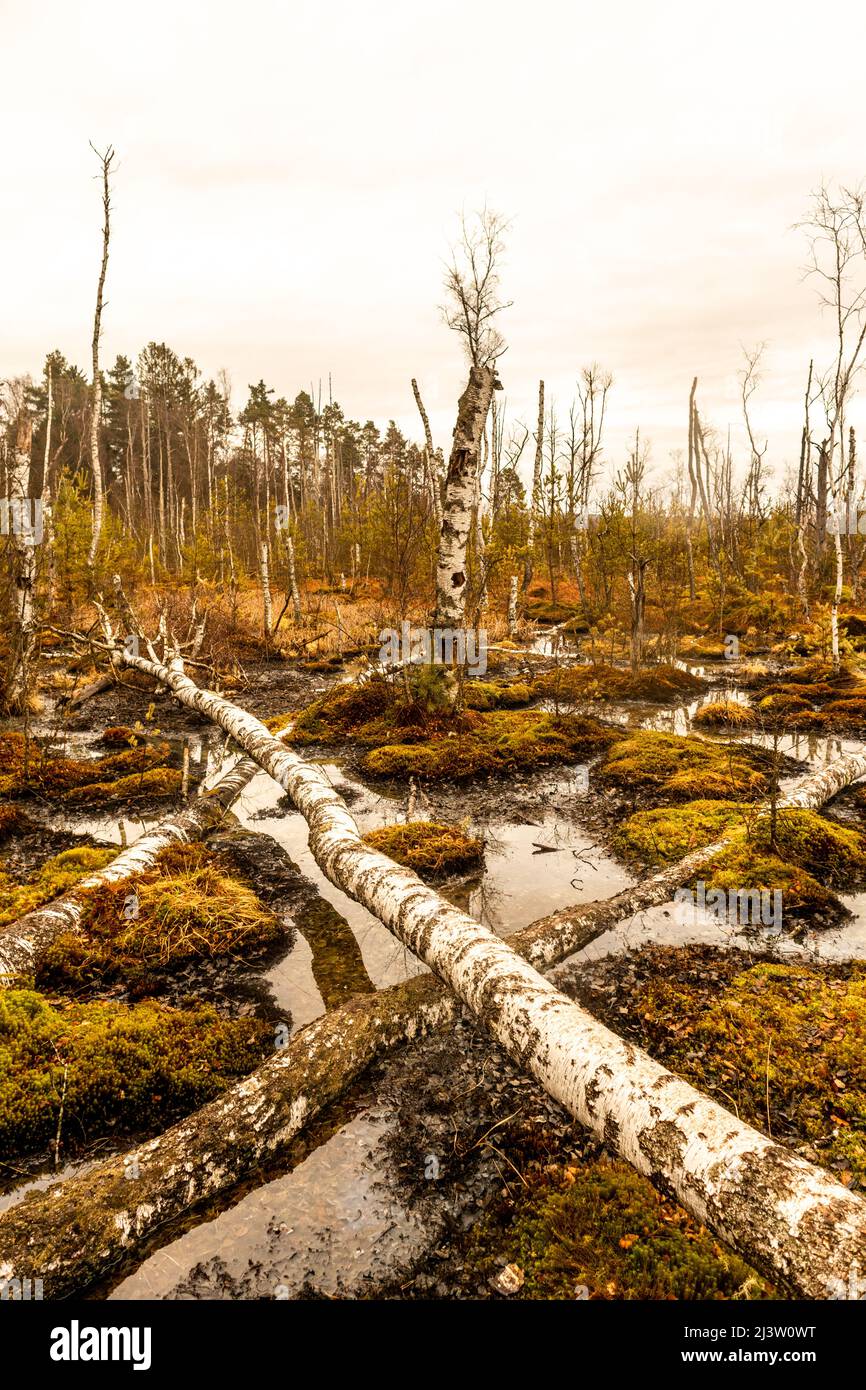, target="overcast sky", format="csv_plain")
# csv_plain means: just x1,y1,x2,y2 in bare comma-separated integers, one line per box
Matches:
4,0,866,491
